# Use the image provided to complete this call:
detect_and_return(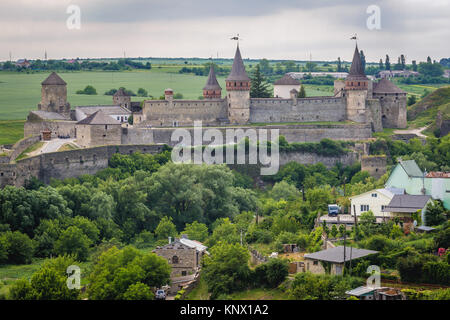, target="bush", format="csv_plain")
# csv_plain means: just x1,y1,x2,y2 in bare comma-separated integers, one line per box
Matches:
2,231,34,264
254,258,289,288
76,85,97,95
